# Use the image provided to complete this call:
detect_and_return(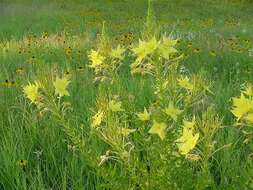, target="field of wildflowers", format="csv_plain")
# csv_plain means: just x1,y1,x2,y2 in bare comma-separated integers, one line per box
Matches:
1,0,253,189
